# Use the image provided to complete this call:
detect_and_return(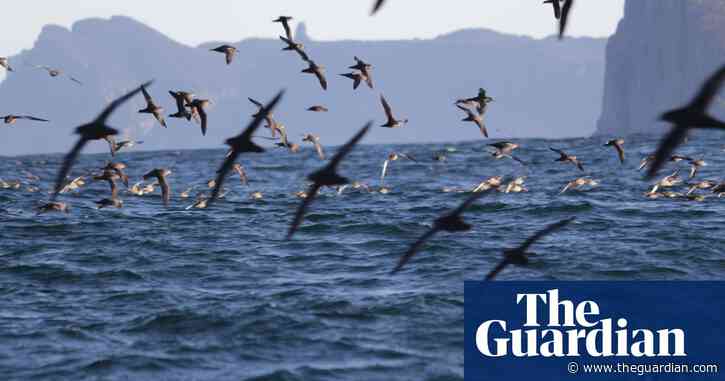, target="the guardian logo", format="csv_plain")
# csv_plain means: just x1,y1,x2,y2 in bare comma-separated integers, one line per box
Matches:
475,289,687,358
